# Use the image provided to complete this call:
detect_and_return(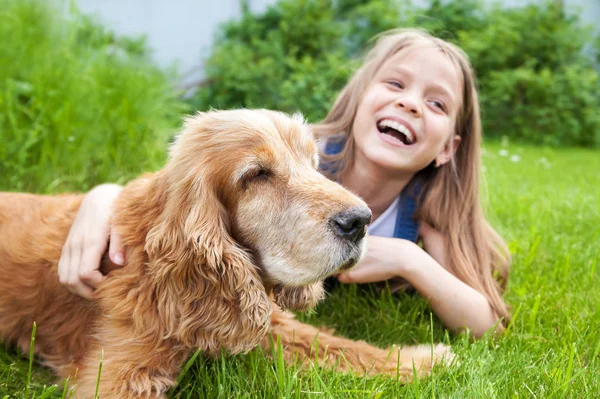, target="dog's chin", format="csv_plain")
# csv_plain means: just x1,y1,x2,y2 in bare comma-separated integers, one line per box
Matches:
332,241,366,274
336,256,358,272
263,252,363,287
266,254,361,312
271,283,325,312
